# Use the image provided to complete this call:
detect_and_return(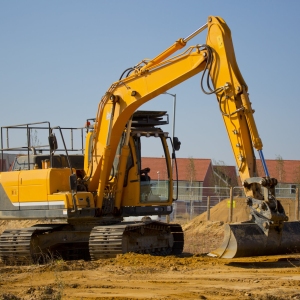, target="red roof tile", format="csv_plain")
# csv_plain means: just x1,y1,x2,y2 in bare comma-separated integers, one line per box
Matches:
142,157,300,185
257,159,300,184
142,157,213,181
213,165,238,186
